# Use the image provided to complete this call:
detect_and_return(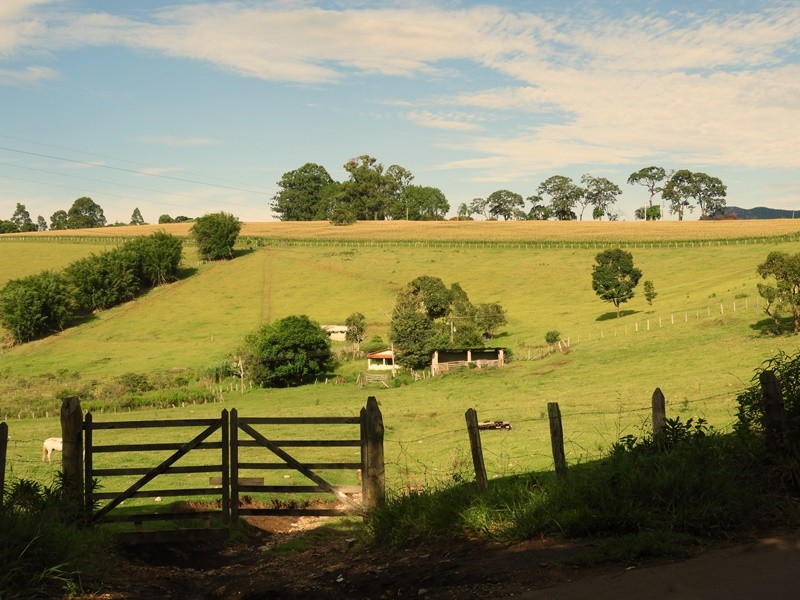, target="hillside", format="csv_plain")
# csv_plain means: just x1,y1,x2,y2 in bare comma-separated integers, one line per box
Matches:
724,206,800,219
